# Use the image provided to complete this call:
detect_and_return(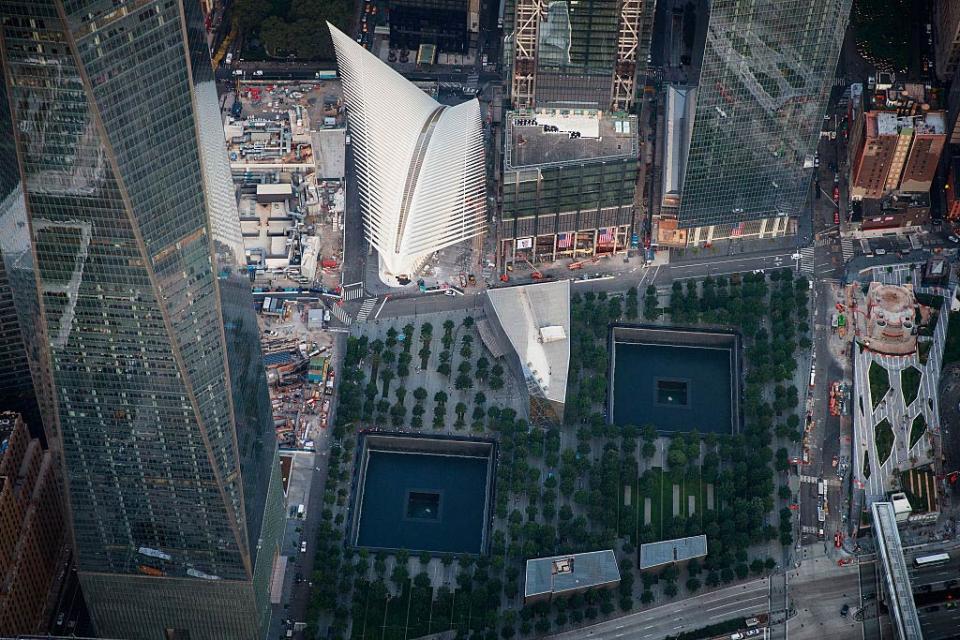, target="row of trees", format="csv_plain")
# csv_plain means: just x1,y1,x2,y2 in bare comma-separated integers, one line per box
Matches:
233,0,350,61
